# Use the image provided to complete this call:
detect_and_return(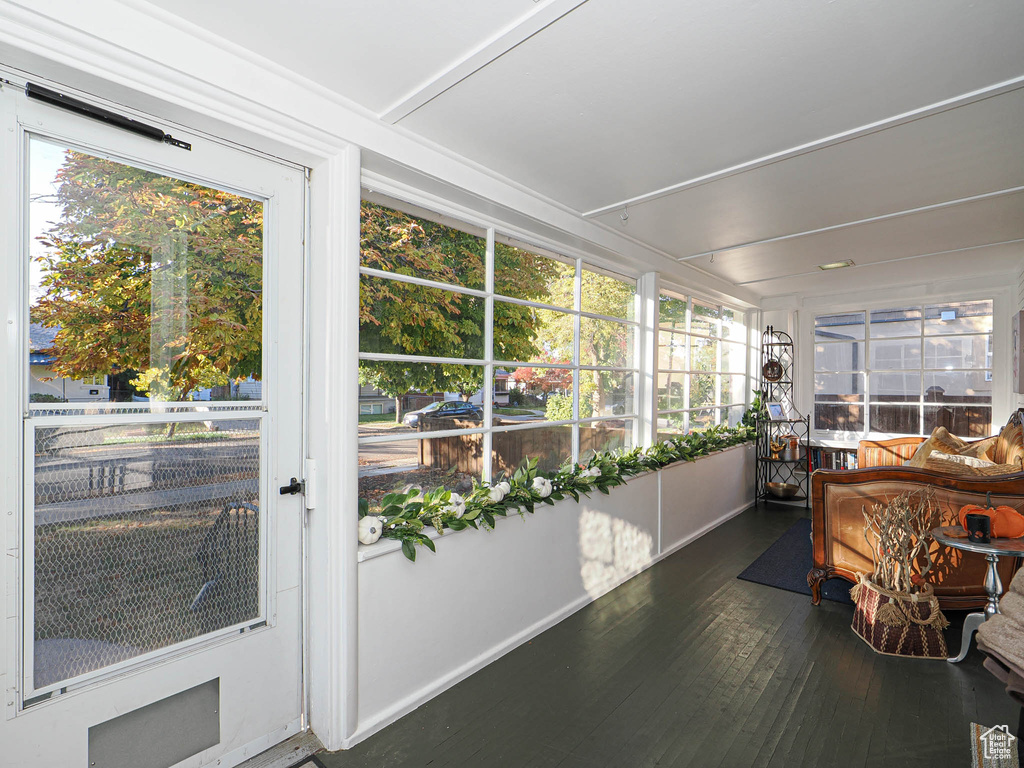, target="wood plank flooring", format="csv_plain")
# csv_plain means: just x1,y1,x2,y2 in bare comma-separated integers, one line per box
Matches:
319,503,1015,767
